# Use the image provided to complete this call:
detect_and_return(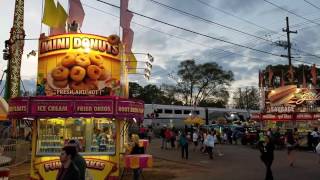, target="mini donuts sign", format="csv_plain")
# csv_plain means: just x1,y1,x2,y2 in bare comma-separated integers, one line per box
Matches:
36,33,121,96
